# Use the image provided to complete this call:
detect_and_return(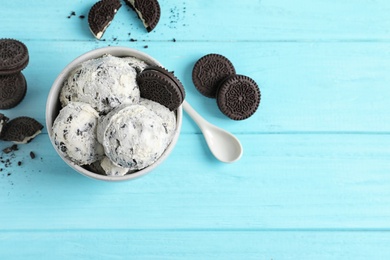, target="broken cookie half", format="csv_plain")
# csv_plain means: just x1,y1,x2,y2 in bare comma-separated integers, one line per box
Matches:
88,0,122,40
125,0,161,32
0,117,43,144
88,0,160,40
